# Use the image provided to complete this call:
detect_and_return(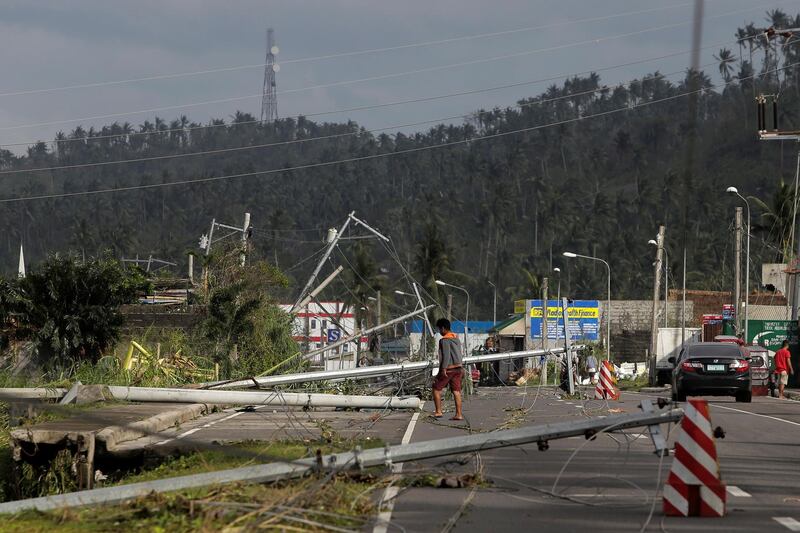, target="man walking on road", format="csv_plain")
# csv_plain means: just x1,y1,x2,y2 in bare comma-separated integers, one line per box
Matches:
432,318,464,421
775,339,794,399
